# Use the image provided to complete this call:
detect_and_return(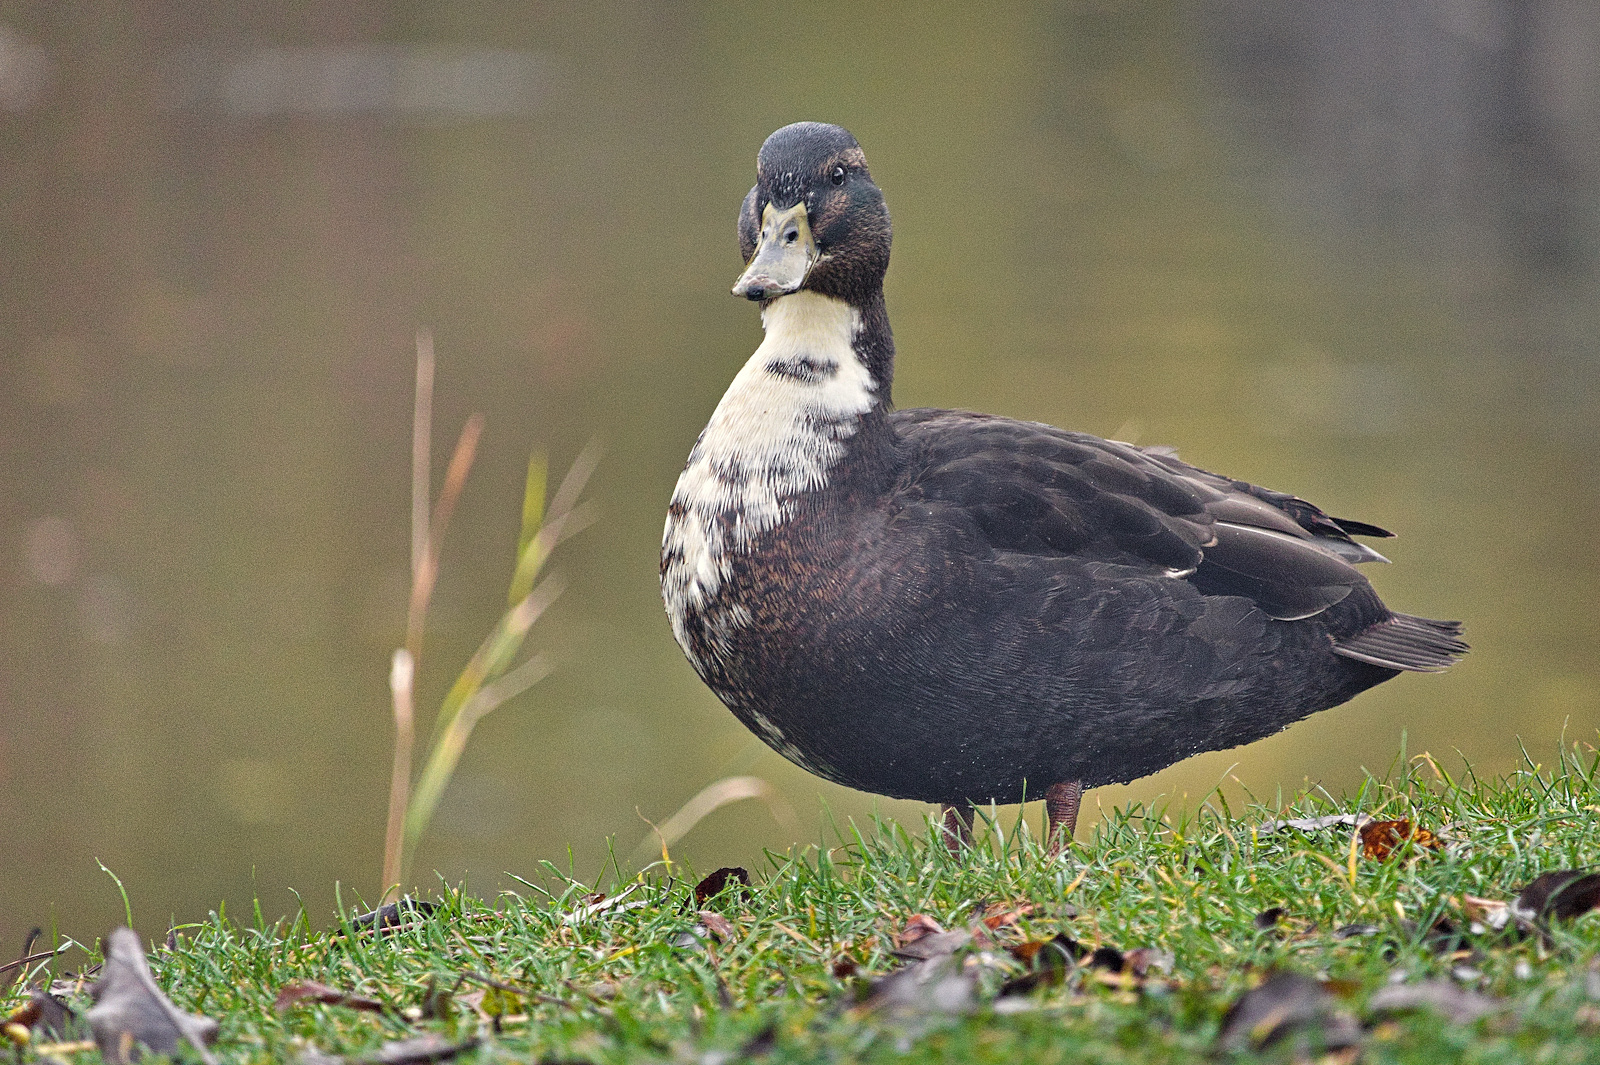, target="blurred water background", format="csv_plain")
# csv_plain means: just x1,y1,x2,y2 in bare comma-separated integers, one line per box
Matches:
4,1,1600,942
